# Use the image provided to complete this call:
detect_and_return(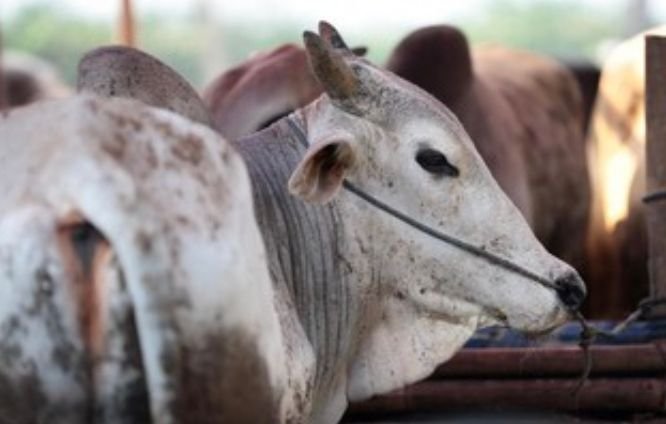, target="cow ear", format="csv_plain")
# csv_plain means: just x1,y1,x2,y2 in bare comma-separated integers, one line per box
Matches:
288,138,354,203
